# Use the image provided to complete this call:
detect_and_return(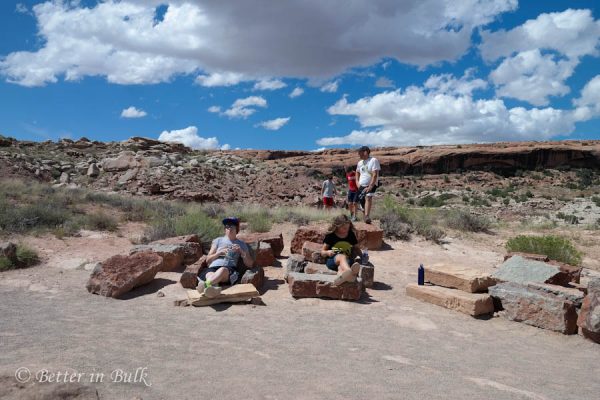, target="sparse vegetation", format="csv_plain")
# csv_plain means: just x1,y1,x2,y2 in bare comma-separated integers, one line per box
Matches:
505,235,583,266
0,244,39,271
444,210,491,232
